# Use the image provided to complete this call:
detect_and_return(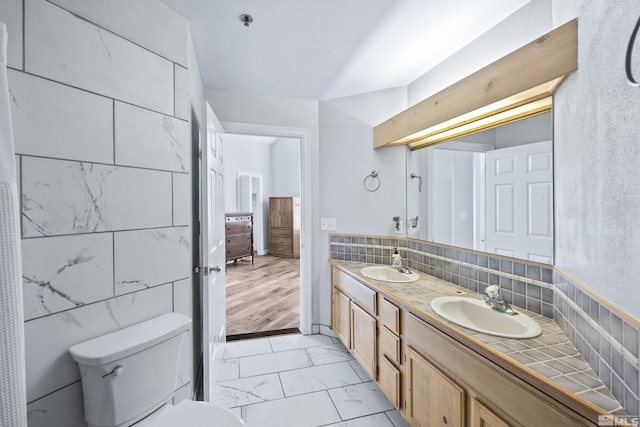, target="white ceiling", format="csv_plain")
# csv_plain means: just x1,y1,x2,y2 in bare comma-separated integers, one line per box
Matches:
159,0,531,101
